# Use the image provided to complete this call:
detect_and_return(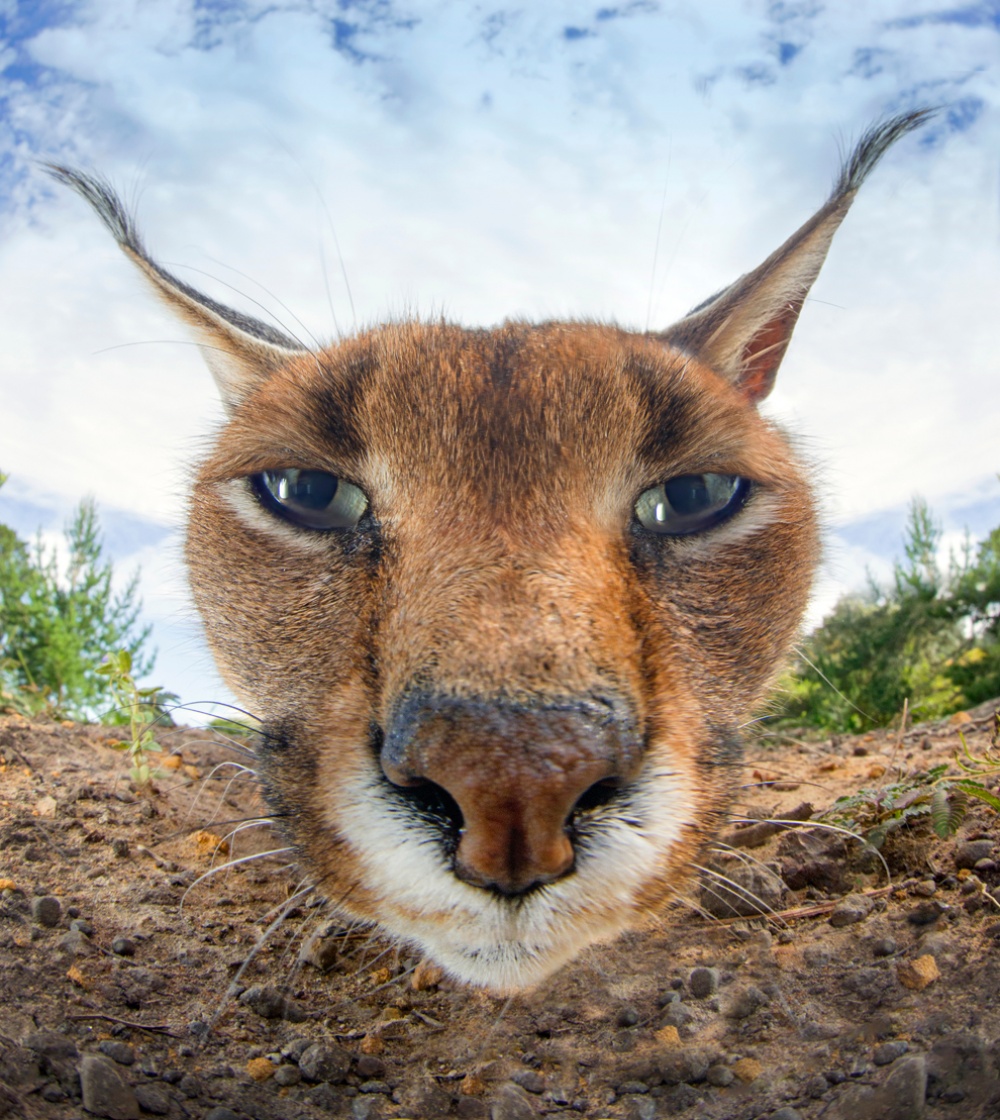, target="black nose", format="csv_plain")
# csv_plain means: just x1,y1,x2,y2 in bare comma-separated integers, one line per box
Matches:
381,693,642,896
